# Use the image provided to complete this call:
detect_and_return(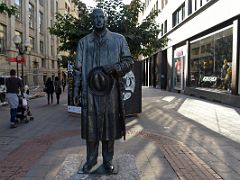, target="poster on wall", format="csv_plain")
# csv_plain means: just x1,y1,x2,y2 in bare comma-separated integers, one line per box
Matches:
124,61,142,115
173,45,186,90
67,61,81,114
